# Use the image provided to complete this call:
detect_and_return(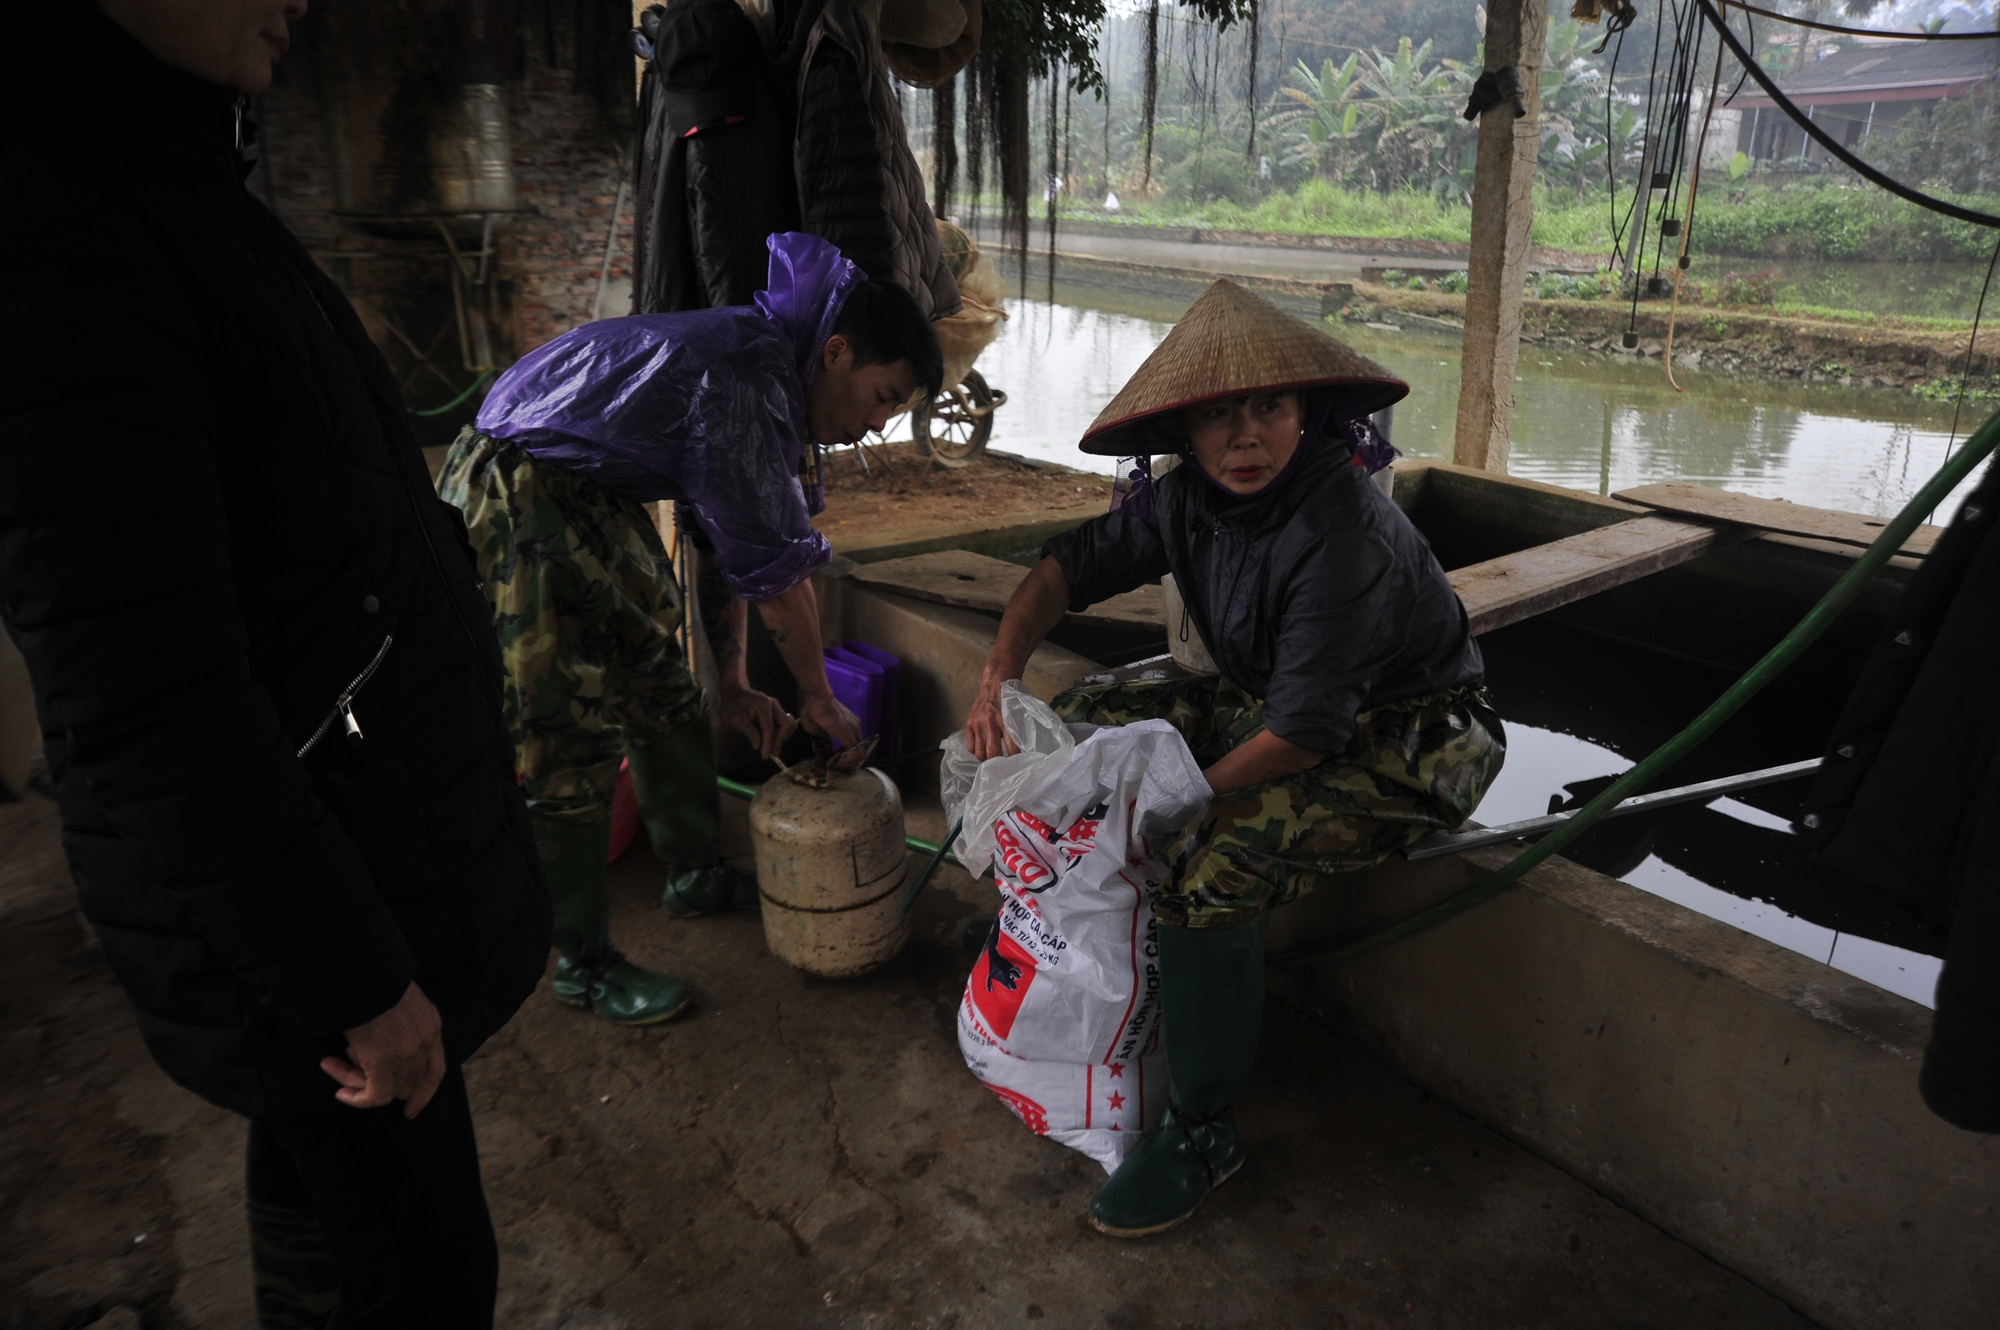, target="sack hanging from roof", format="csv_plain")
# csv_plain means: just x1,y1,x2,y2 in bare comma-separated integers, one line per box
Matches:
931,219,1007,388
